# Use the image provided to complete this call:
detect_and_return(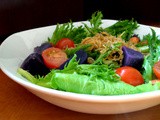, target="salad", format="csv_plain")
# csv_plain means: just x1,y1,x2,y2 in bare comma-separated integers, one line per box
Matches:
18,11,160,95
